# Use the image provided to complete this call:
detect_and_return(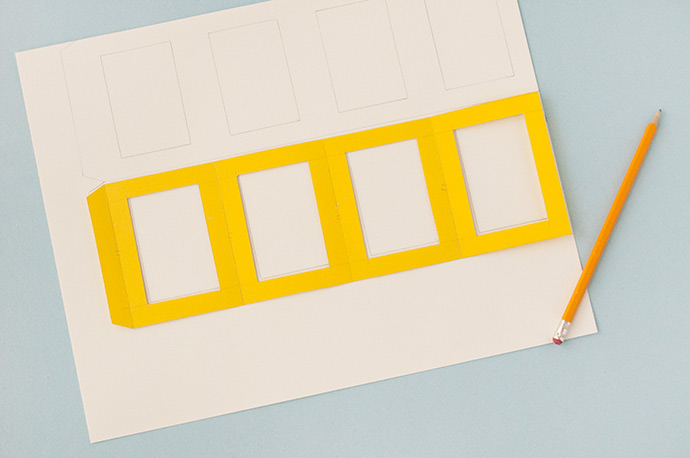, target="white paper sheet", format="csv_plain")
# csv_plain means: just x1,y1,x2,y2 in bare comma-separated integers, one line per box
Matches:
17,0,597,442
